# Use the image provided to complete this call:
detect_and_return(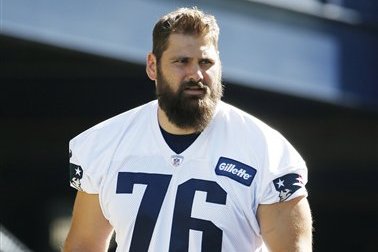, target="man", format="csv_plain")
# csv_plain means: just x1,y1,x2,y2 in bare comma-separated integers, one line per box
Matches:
64,7,312,252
